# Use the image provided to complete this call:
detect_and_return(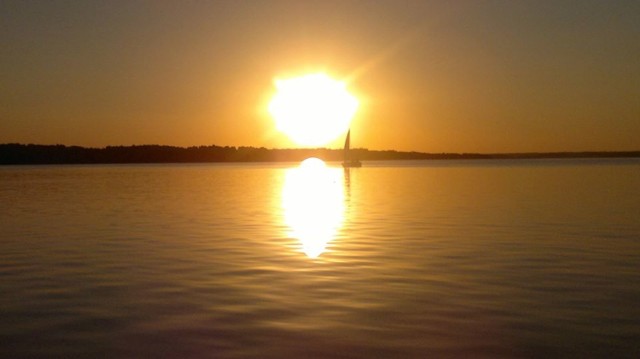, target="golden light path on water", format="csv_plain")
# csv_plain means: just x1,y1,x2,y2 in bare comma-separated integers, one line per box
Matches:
281,158,345,258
